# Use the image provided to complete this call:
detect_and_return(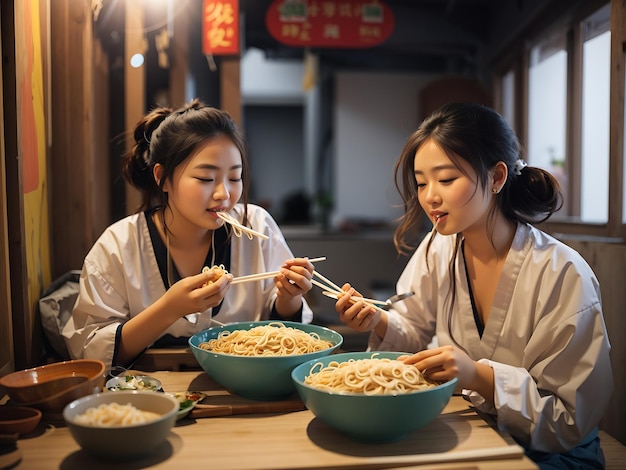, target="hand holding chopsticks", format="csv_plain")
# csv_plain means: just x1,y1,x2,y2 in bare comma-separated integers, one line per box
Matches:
312,271,387,314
